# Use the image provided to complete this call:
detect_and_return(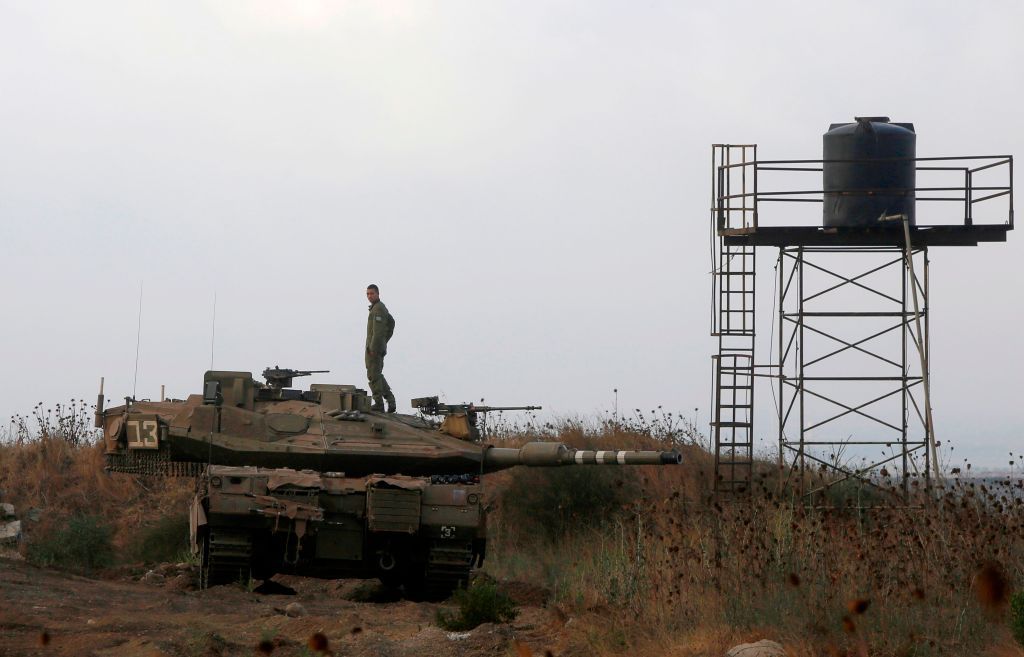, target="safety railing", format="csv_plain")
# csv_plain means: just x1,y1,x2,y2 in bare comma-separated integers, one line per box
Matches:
711,150,1013,233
